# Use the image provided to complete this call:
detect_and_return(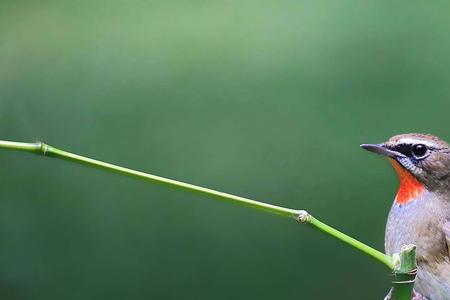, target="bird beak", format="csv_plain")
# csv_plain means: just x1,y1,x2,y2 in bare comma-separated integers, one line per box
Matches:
360,143,406,158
